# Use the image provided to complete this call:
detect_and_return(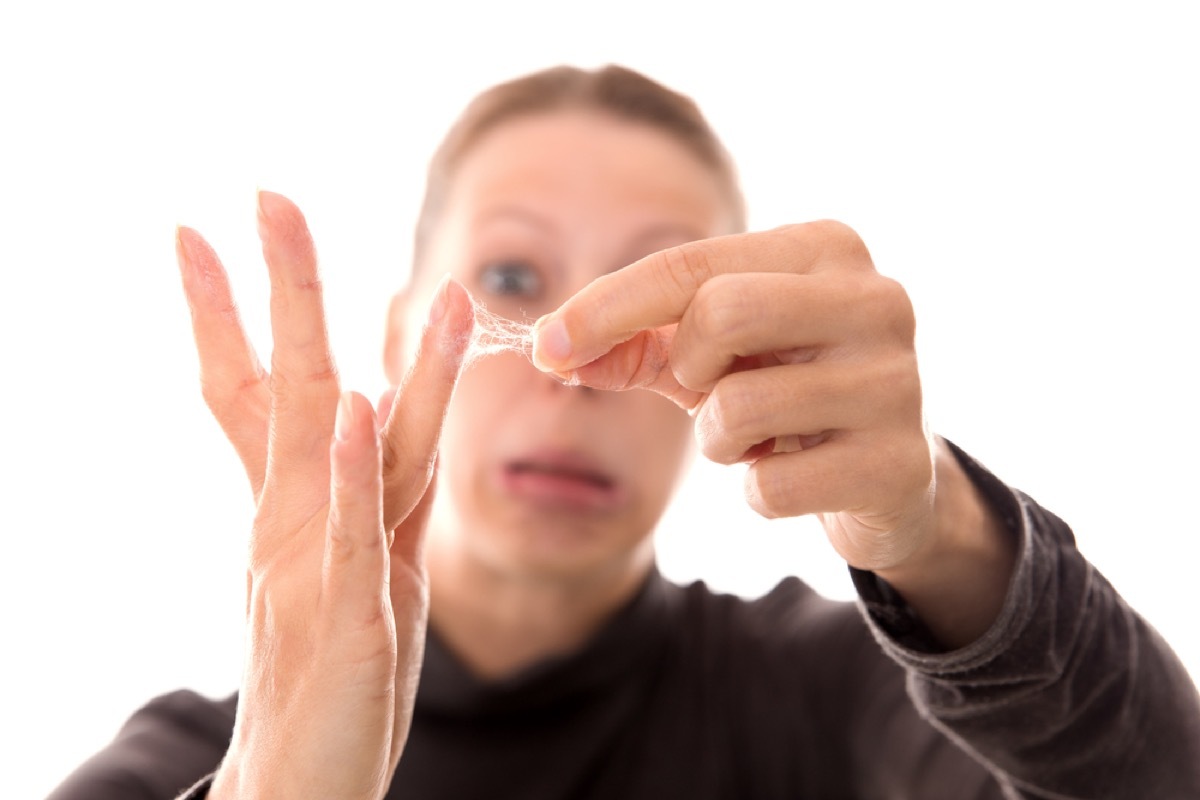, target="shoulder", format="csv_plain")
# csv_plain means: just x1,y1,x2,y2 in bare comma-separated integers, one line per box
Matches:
47,689,235,800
